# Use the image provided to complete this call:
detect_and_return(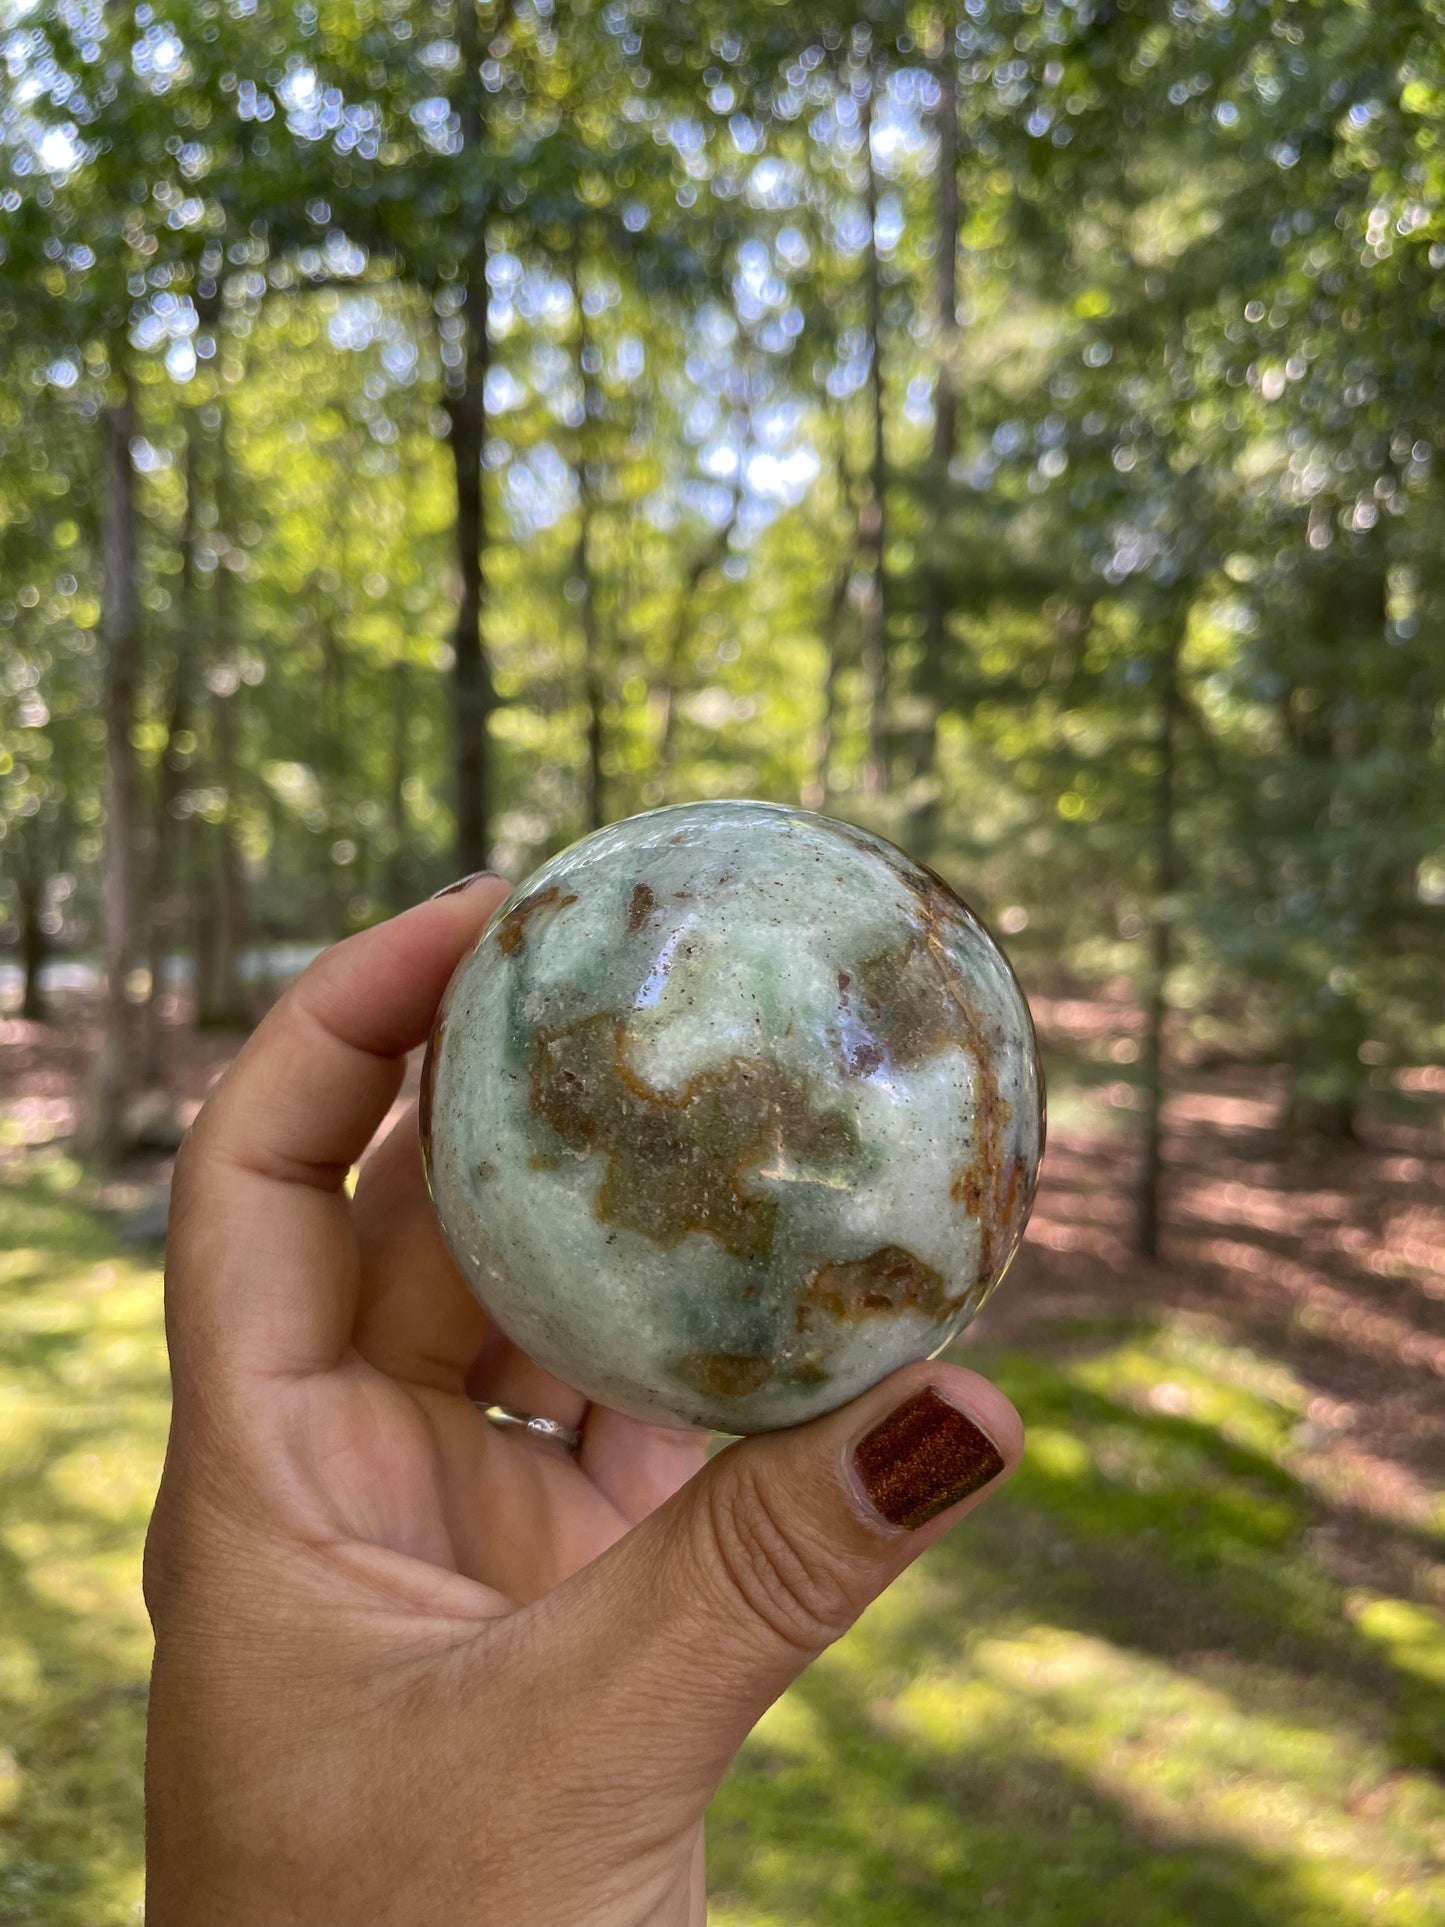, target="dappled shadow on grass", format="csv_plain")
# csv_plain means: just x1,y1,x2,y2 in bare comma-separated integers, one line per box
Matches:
4,1102,1445,1926
715,1699,1387,1927
717,1655,1445,1927
712,1334,1445,1925
0,1538,150,1927
0,1172,166,1926
987,1043,1445,1526
964,1343,1444,1766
